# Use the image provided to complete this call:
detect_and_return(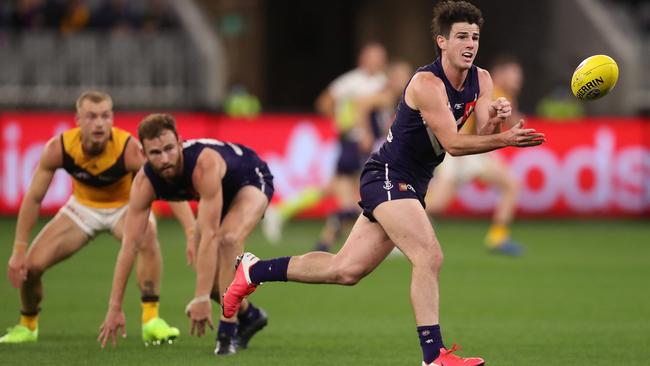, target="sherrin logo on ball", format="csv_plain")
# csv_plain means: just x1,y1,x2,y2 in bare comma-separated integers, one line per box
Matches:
571,55,619,101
